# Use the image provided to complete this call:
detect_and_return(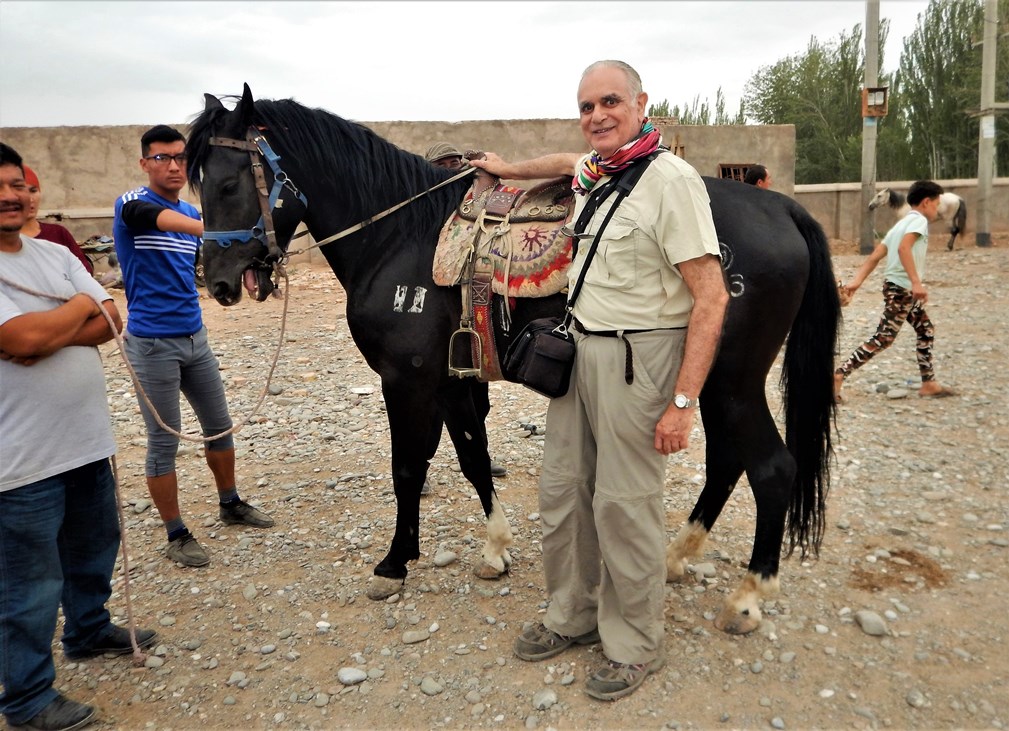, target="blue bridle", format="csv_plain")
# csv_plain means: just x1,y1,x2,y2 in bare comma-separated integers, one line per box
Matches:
204,127,308,264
